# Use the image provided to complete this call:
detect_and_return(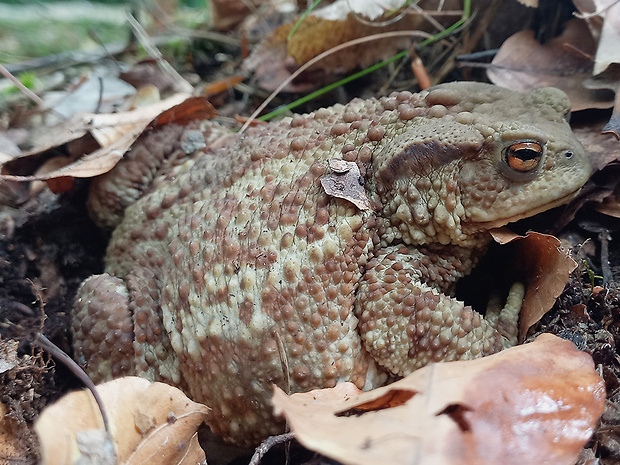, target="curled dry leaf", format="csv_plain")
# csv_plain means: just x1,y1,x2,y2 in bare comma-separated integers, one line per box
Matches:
573,118,620,171
490,230,577,341
583,63,620,140
488,19,614,111
273,333,605,465
34,377,210,465
1,95,217,192
595,174,620,218
321,159,372,211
